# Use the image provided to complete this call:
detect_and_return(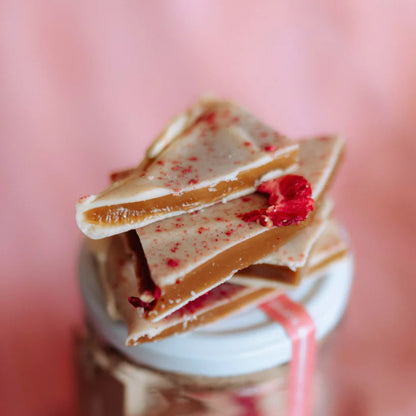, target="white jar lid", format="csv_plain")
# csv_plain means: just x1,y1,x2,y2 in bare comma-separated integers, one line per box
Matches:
79,248,353,377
